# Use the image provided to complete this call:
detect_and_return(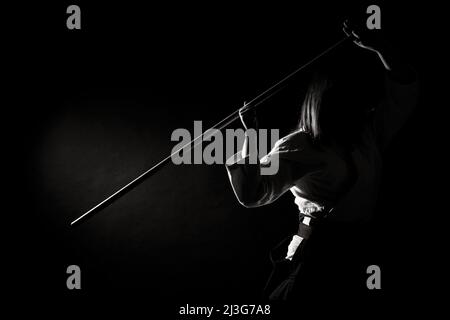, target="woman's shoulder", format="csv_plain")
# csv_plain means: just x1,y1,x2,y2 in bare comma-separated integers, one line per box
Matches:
263,129,324,167
267,129,316,162
275,129,312,150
